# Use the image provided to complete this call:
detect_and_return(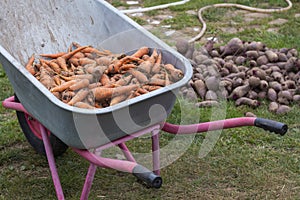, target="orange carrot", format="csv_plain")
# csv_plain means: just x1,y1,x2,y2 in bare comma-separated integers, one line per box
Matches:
137,60,153,74
92,87,114,101
88,82,102,89
61,45,89,60
40,52,66,59
118,64,137,72
112,84,139,97
137,87,149,94
95,56,111,66
142,54,150,61
110,94,128,106
69,79,90,91
92,84,138,101
72,42,81,48
74,102,95,109
68,88,90,105
128,69,148,83
61,74,94,82
115,74,132,86
149,49,158,64
148,78,167,86
52,92,61,99
163,64,183,81
78,57,96,66
53,75,61,86
131,46,149,58
56,57,68,71
25,54,36,75
108,56,143,73
71,52,85,59
151,53,162,74
39,66,53,89
49,61,61,74
143,85,162,92
155,52,162,64
81,46,111,56
100,74,111,86
50,80,77,92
